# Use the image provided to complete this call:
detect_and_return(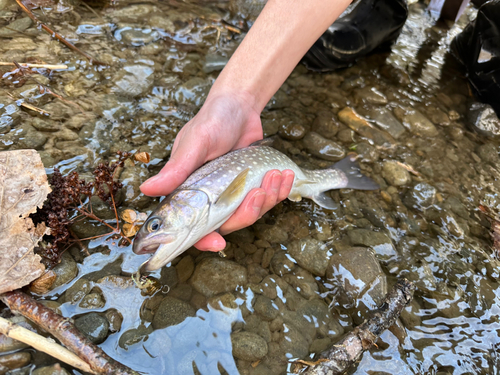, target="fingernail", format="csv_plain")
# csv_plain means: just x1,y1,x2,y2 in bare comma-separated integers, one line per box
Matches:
252,192,266,211
140,175,160,187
